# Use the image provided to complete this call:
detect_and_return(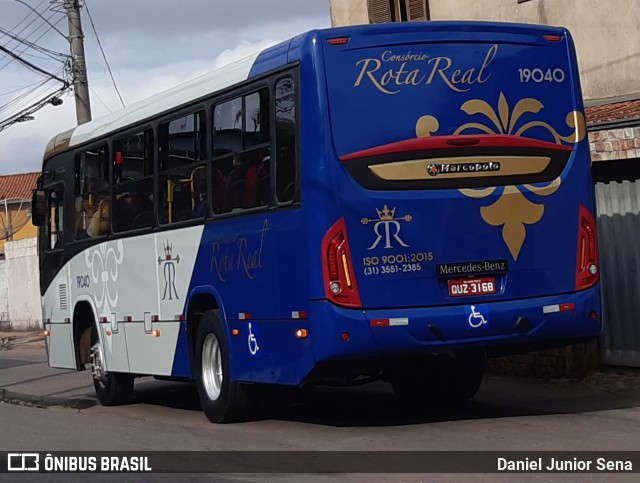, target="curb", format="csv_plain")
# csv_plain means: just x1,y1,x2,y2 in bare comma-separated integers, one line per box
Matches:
0,387,96,410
